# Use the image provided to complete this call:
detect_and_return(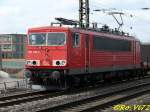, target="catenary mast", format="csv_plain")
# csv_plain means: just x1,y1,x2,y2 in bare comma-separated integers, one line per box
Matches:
79,0,90,28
